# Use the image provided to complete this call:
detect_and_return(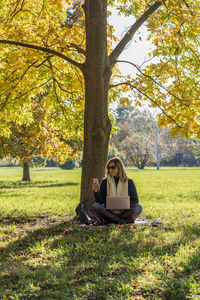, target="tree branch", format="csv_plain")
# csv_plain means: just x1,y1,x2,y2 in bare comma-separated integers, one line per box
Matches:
109,1,162,68
47,59,70,119
38,0,46,17
13,78,52,102
109,81,183,129
44,58,82,97
0,93,11,111
69,43,86,55
0,40,84,71
2,60,40,93
116,60,190,105
10,0,25,21
182,0,194,15
20,59,38,80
